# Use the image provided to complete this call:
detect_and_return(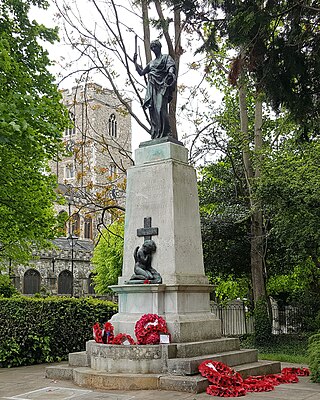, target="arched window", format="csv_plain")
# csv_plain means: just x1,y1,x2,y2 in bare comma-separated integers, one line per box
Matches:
88,273,96,295
71,213,80,236
109,163,117,177
65,162,75,179
58,270,73,295
84,217,92,239
58,210,68,236
108,113,117,138
23,269,40,294
65,111,75,136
